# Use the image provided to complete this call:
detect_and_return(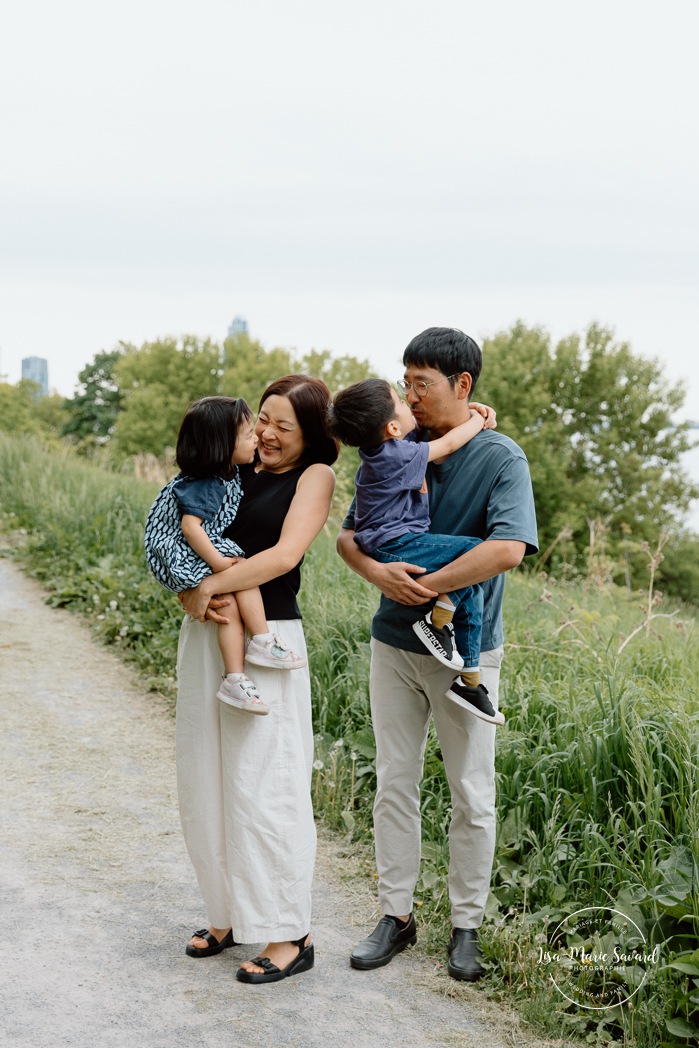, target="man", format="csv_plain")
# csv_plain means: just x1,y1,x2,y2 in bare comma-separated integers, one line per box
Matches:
337,327,538,980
